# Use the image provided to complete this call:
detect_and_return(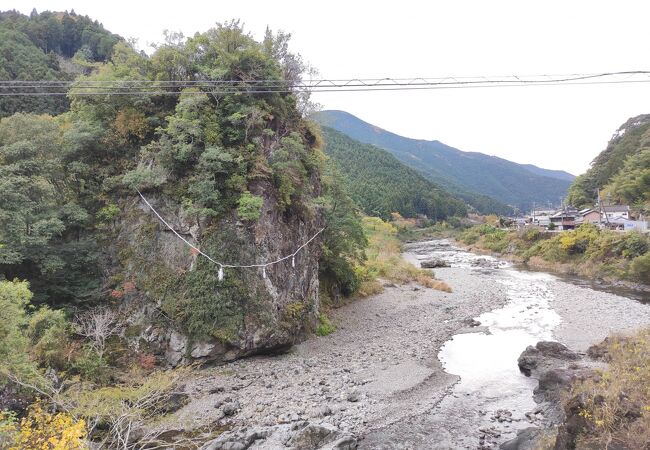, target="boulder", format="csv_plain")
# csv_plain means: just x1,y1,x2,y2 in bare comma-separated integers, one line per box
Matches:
518,341,579,377
420,259,450,268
